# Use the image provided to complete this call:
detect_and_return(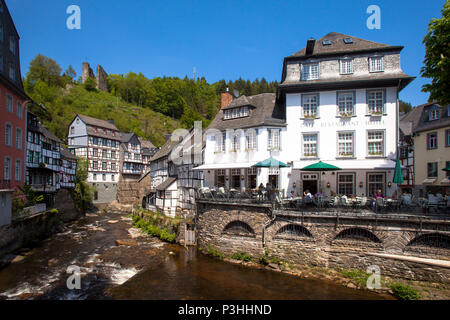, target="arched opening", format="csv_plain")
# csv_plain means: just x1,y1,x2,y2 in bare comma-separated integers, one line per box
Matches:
334,227,381,243
407,233,450,249
274,224,313,240
223,220,255,237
